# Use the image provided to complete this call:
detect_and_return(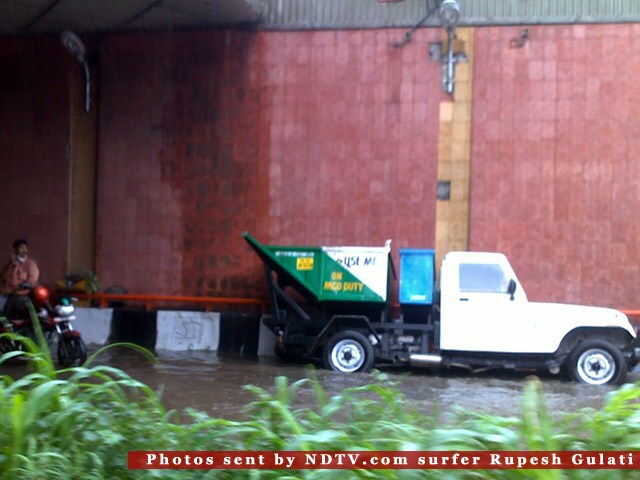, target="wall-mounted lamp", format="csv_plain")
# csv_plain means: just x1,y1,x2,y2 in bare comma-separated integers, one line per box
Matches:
392,0,466,95
428,0,466,95
438,0,460,30
60,30,91,112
